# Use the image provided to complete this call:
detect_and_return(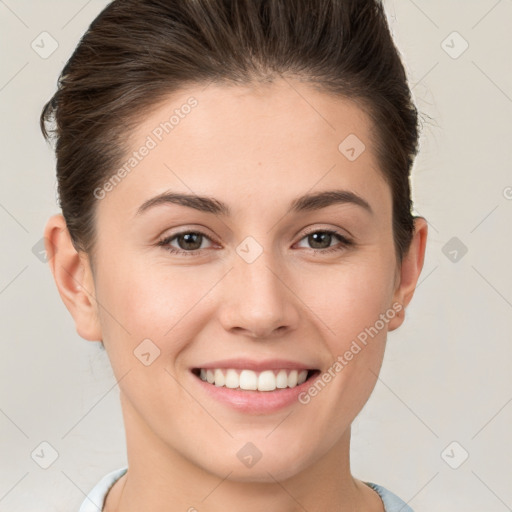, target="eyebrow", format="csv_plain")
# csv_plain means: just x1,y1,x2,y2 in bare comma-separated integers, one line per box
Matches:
135,189,373,217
